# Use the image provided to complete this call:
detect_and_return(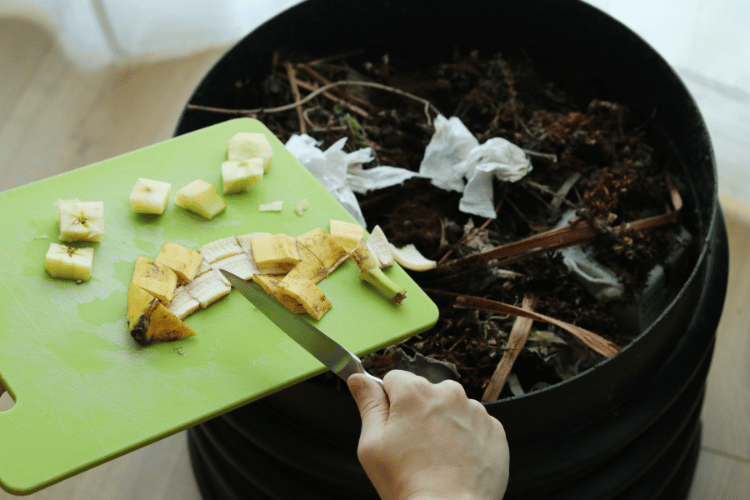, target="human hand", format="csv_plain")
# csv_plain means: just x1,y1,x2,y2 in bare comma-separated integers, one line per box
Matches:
347,370,510,500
